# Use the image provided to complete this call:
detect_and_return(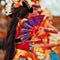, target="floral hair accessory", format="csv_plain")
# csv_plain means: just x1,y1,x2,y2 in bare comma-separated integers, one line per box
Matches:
13,2,21,8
